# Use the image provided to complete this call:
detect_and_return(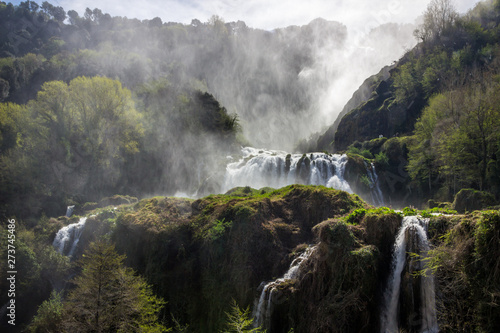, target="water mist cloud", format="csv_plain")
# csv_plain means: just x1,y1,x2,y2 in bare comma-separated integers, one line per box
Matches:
10,0,479,30
7,0,480,151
